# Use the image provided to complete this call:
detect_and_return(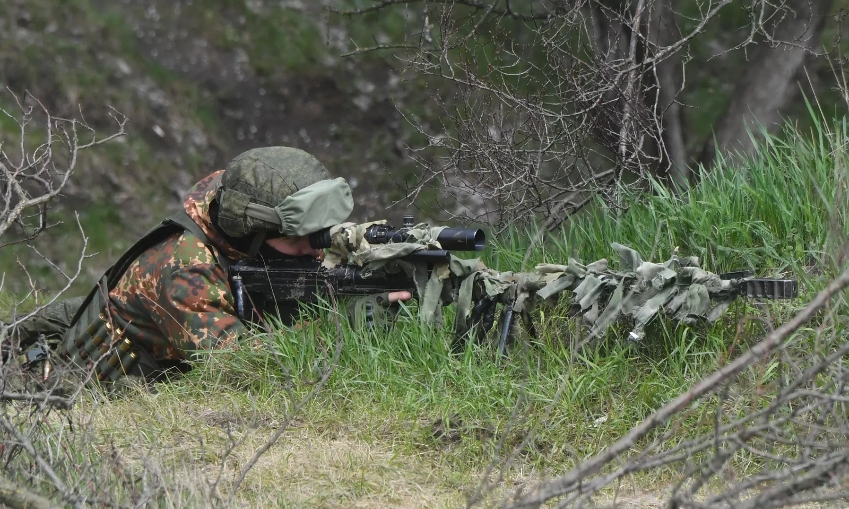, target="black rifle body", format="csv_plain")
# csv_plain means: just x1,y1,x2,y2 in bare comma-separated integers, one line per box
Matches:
230,257,417,326
232,221,484,326
228,220,798,346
